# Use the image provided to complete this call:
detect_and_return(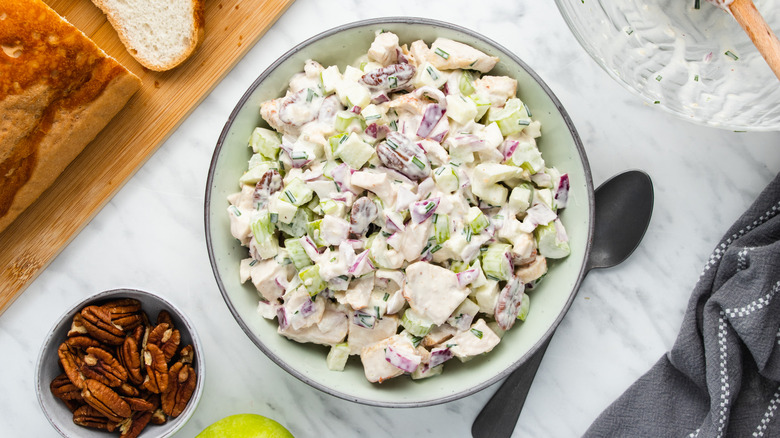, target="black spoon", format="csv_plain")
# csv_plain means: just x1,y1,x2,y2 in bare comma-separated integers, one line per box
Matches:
471,170,654,438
